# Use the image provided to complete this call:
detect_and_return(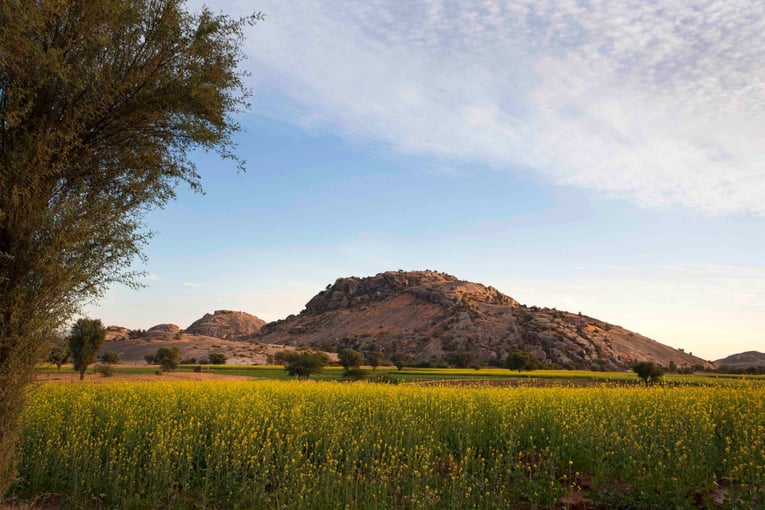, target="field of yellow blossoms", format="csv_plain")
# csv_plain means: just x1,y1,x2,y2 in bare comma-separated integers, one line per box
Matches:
13,379,765,509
